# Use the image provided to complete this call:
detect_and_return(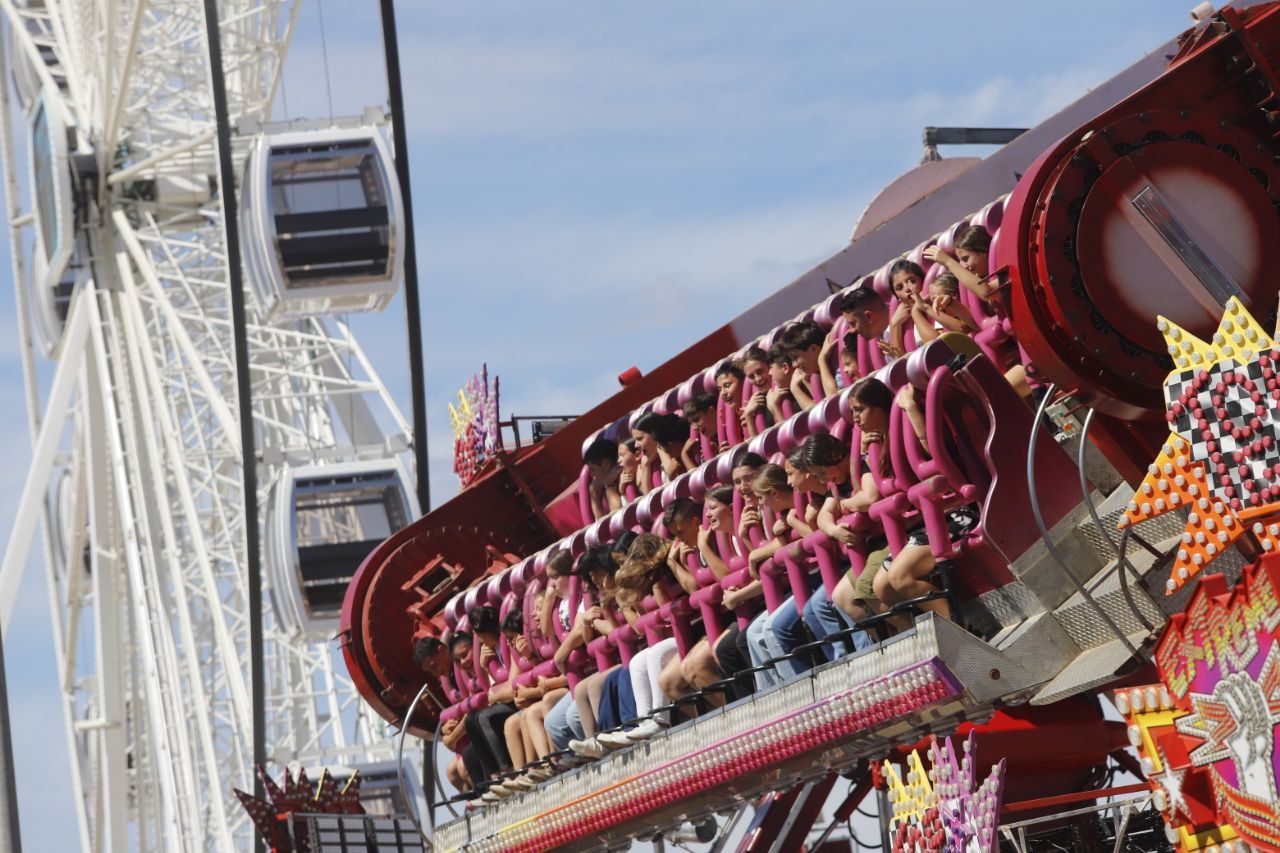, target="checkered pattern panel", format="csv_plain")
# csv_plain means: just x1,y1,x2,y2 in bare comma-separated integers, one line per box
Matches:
1164,356,1280,513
